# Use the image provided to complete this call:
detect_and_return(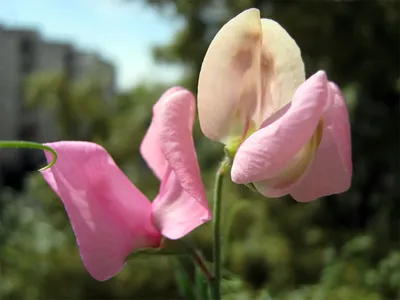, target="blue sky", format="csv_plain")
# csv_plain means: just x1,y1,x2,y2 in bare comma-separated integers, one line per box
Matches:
0,0,184,91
